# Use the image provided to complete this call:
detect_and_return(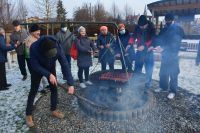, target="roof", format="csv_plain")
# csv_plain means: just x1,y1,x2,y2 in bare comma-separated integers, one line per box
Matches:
147,0,200,16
